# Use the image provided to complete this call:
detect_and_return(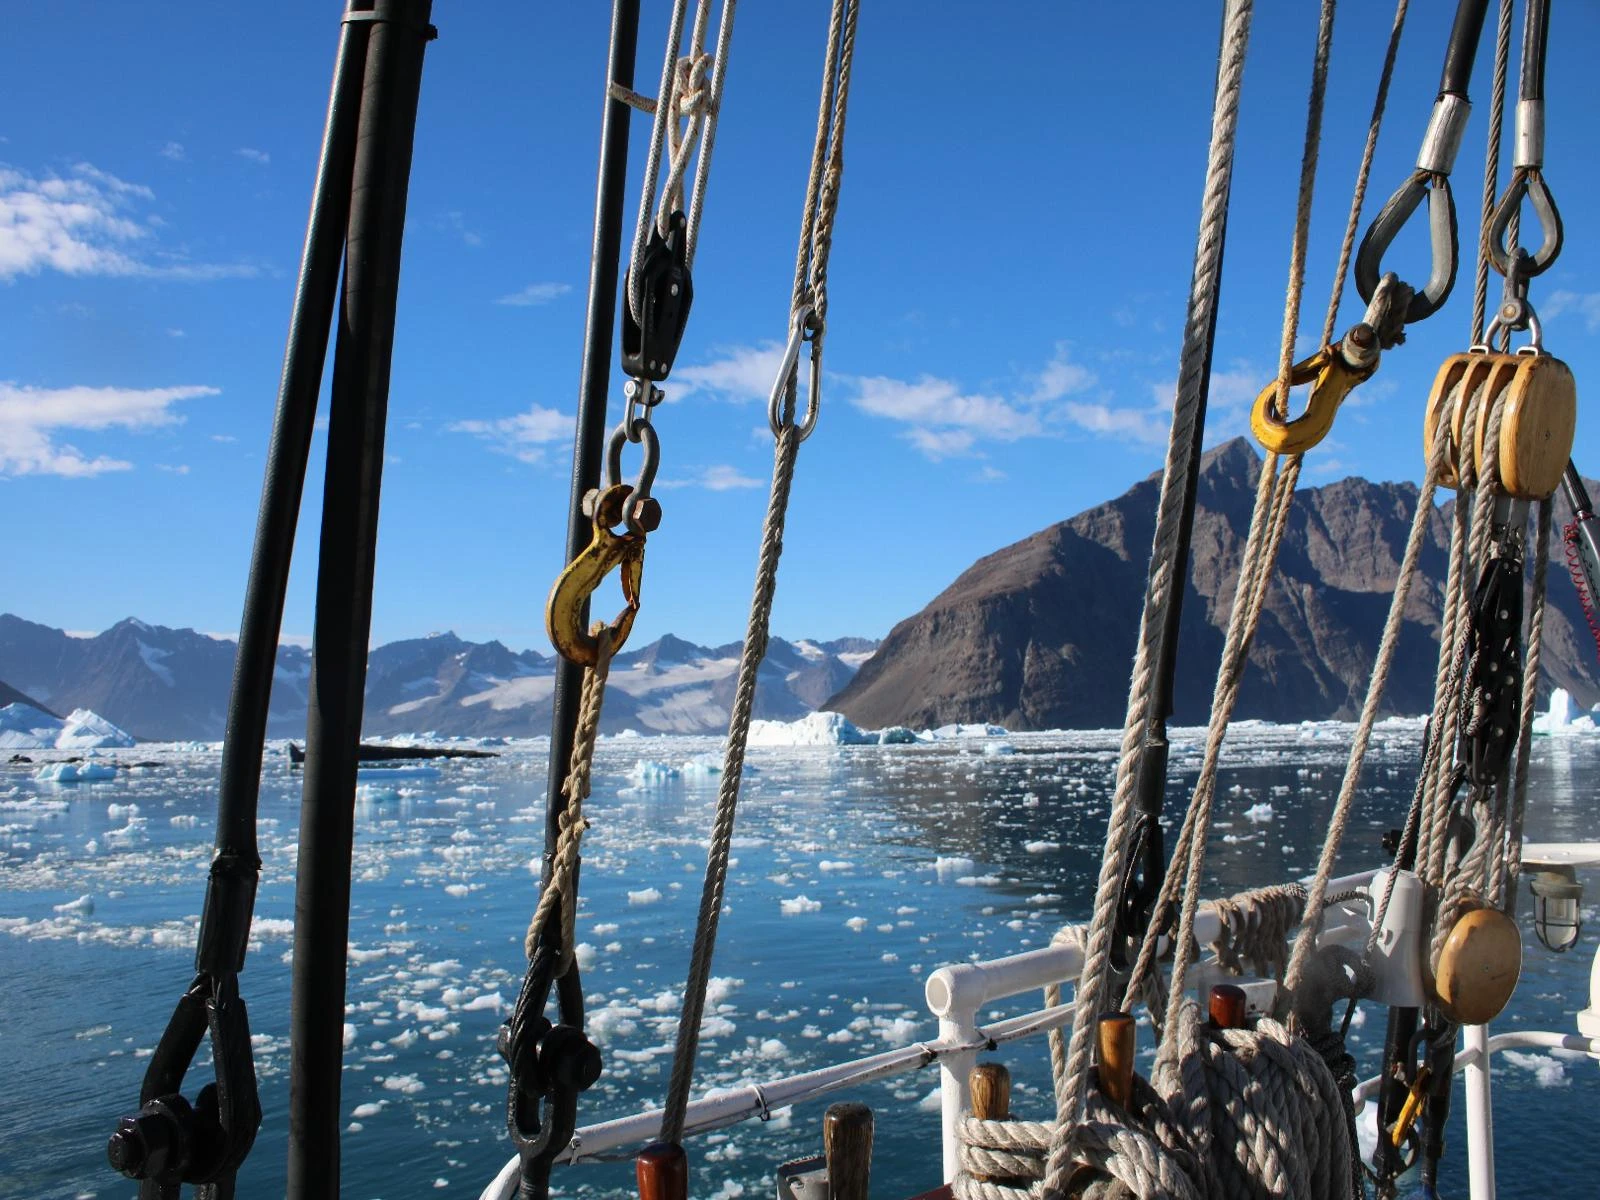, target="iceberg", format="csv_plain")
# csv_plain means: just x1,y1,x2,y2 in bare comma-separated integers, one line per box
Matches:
0,705,135,750
57,709,134,749
35,761,117,784
1532,688,1597,736
748,711,875,747
0,704,61,749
